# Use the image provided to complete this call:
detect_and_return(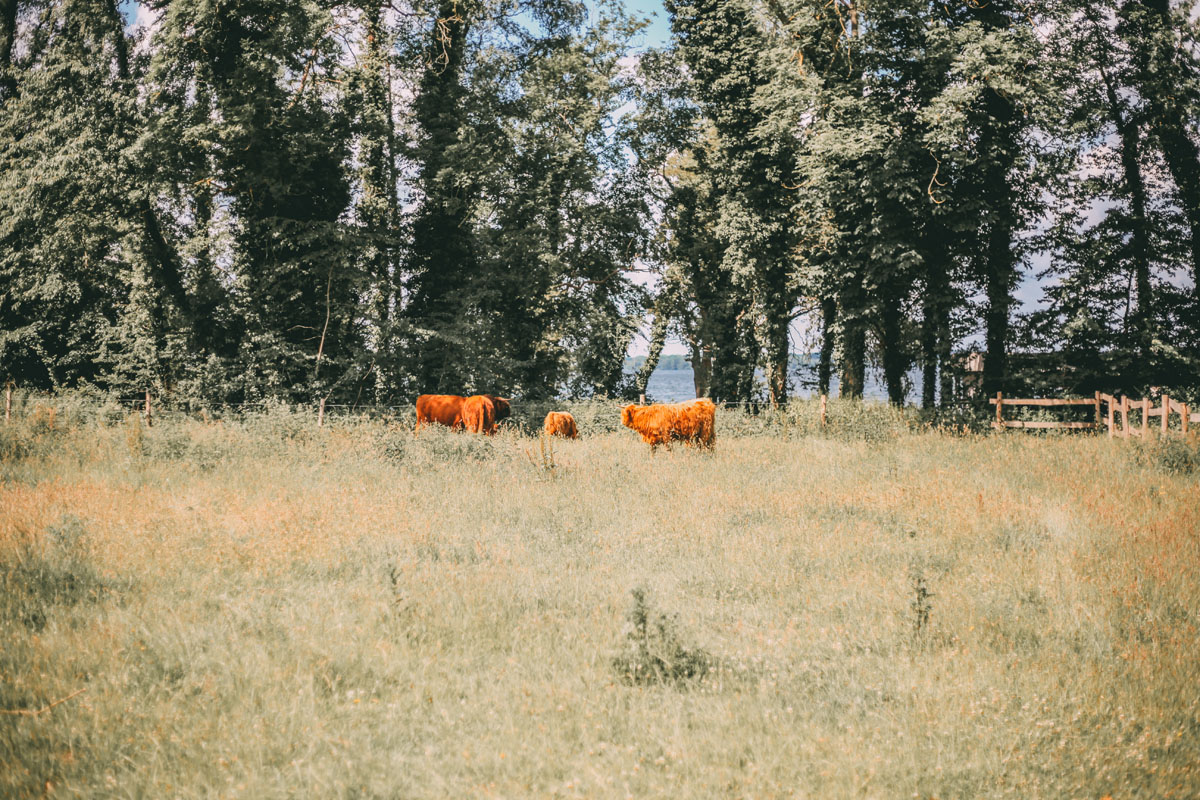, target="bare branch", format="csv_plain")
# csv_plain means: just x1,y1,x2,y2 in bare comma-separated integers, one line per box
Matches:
0,688,86,717
927,154,947,205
